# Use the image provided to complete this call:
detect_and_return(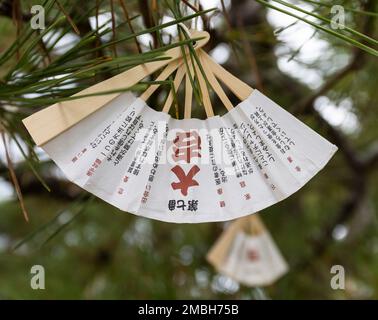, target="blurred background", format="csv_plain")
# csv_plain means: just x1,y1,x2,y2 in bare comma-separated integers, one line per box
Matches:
0,0,377,299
